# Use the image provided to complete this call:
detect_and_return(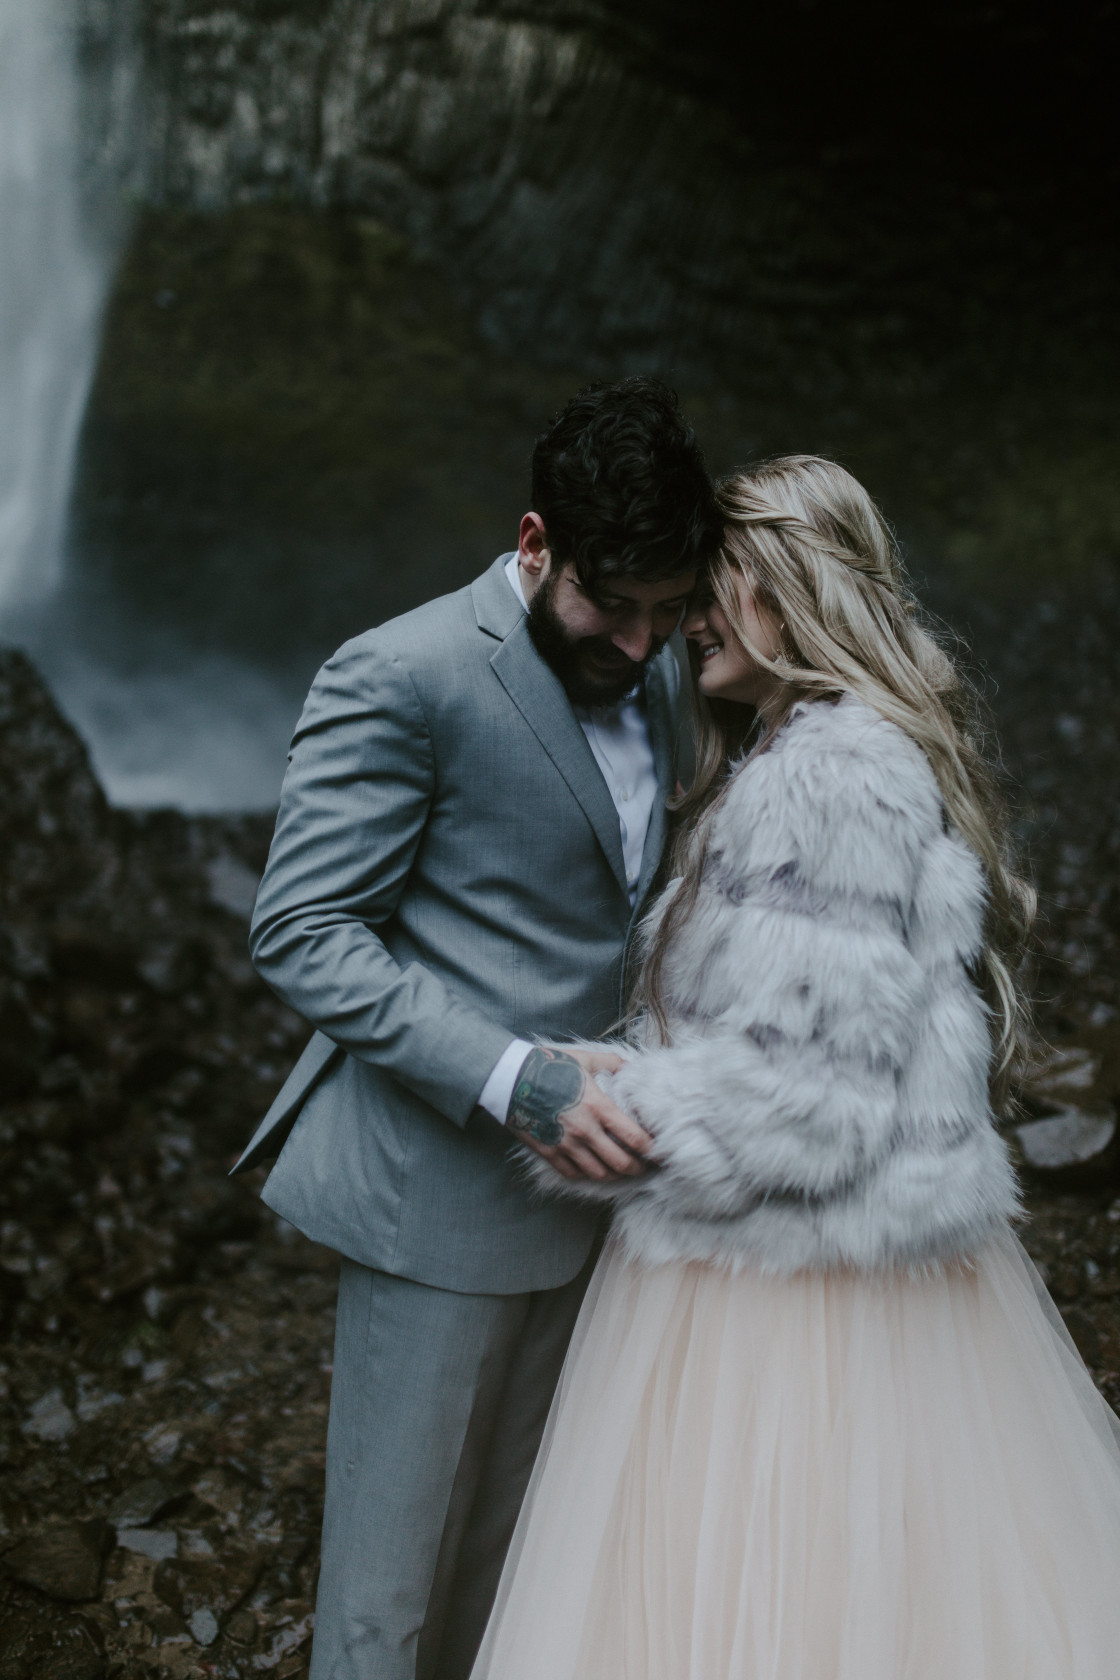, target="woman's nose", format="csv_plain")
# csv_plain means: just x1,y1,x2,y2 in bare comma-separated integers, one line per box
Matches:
680,607,705,638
